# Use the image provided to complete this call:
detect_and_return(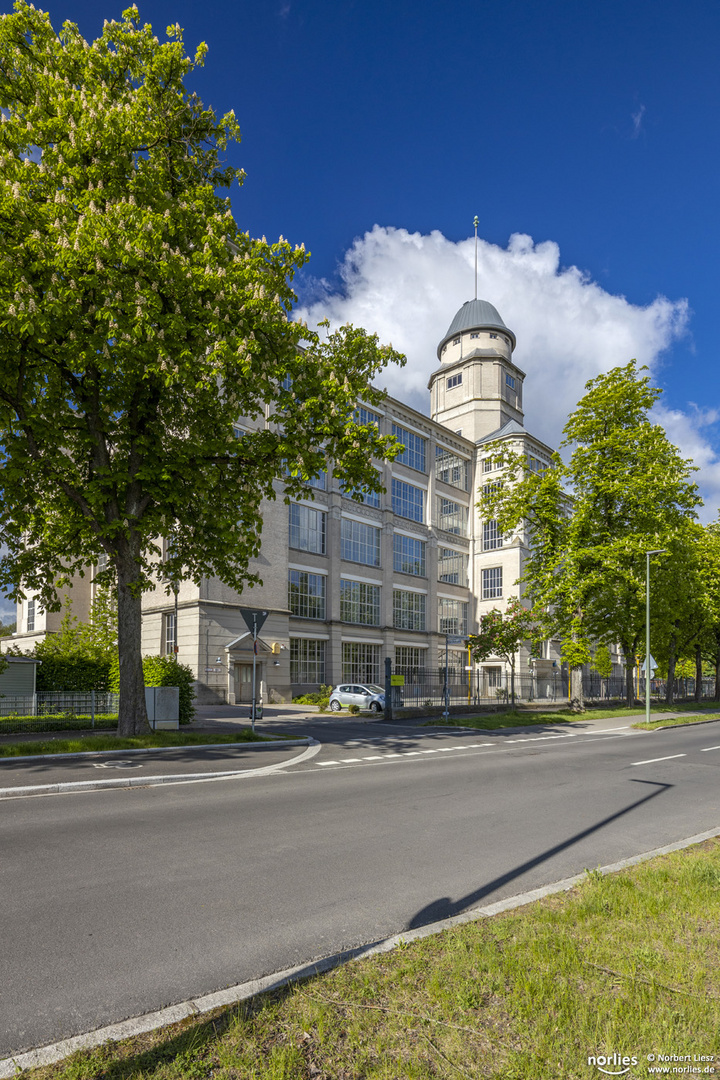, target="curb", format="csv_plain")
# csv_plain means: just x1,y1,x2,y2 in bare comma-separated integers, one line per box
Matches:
0,737,310,765
0,739,320,800
2,824,718,1076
